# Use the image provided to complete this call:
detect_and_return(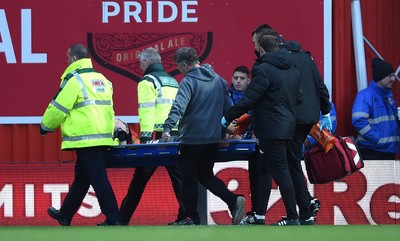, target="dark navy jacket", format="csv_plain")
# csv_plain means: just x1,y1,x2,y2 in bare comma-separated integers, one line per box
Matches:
281,40,331,123
225,48,302,140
